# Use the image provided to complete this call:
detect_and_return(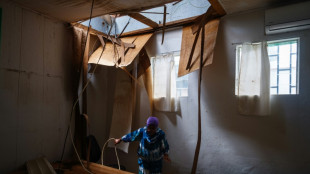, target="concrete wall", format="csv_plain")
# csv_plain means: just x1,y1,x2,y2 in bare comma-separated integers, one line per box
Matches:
0,1,74,173
87,6,310,174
